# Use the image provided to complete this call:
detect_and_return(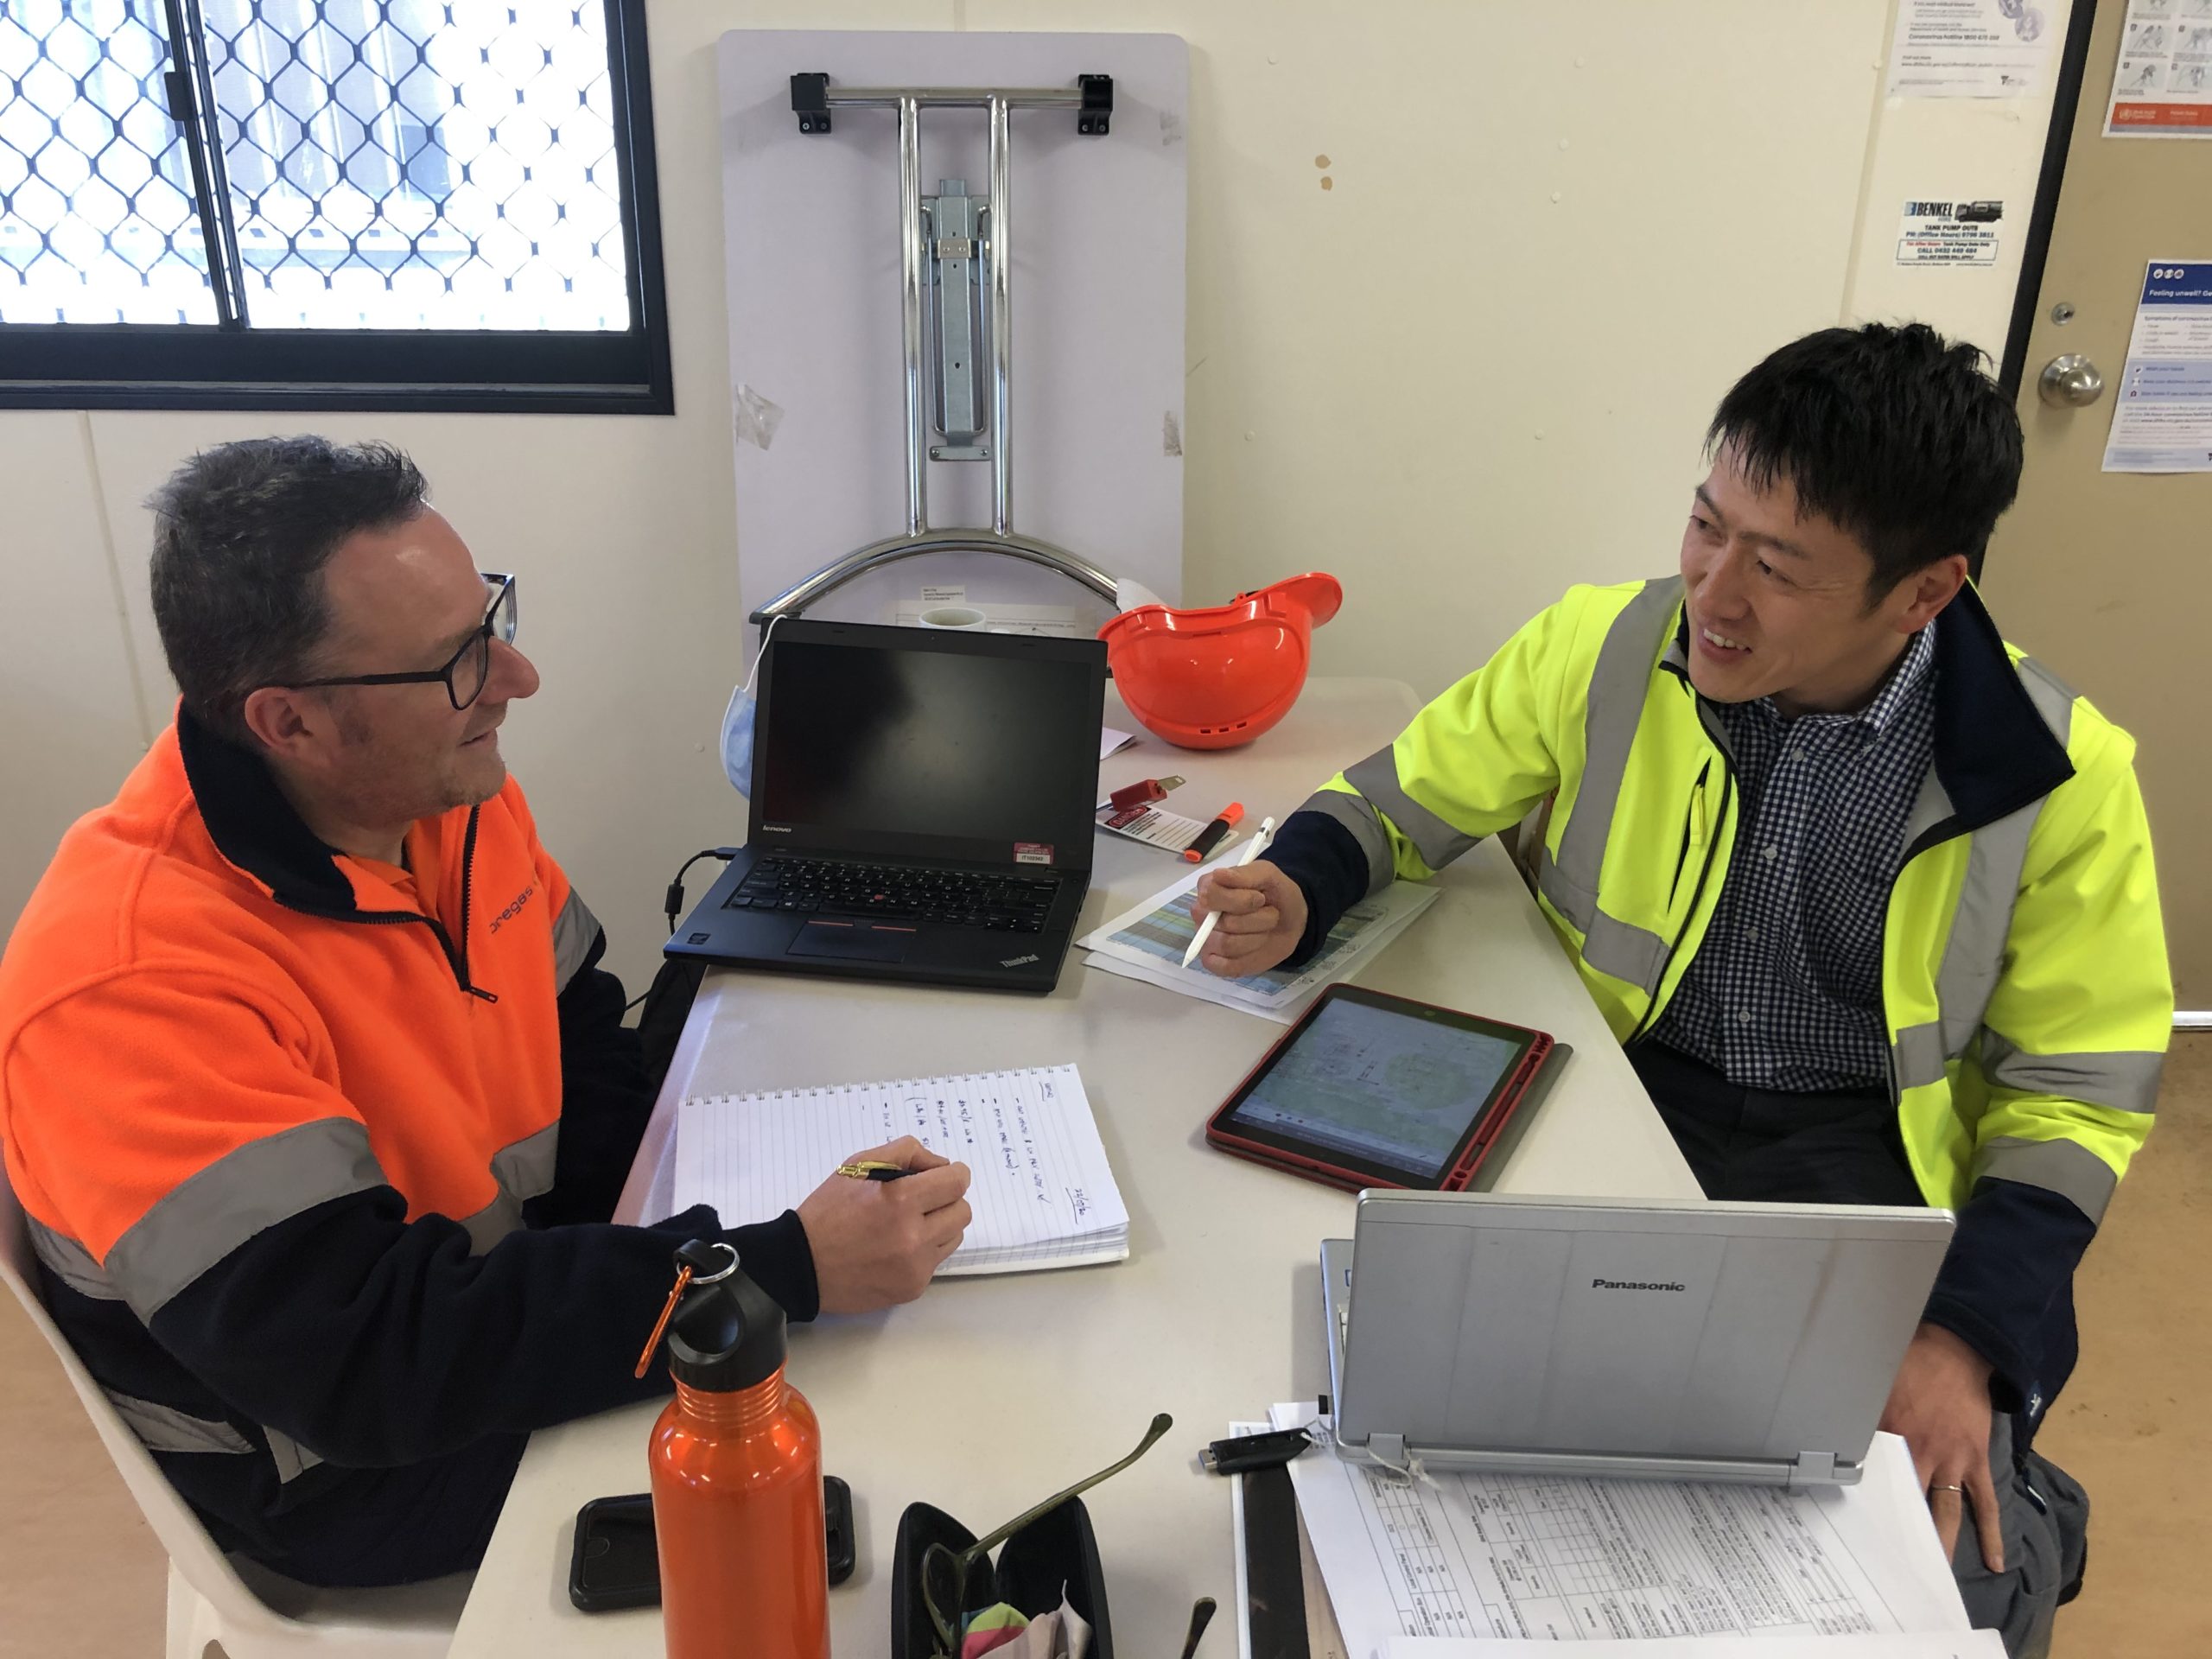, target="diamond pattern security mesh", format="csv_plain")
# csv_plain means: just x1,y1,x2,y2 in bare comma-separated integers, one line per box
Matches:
0,2,217,323
1,0,632,329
